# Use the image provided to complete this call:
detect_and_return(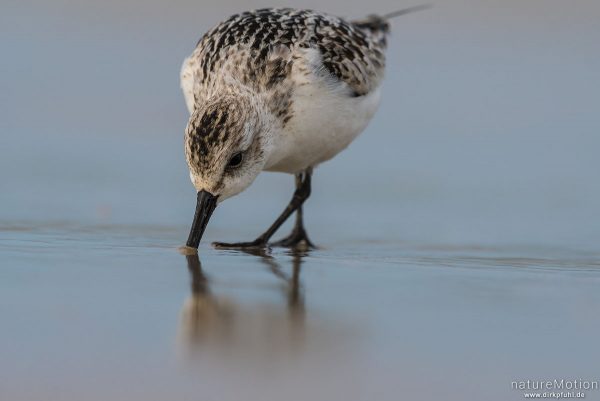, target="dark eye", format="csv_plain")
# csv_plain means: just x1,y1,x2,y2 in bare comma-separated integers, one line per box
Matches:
227,152,243,169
